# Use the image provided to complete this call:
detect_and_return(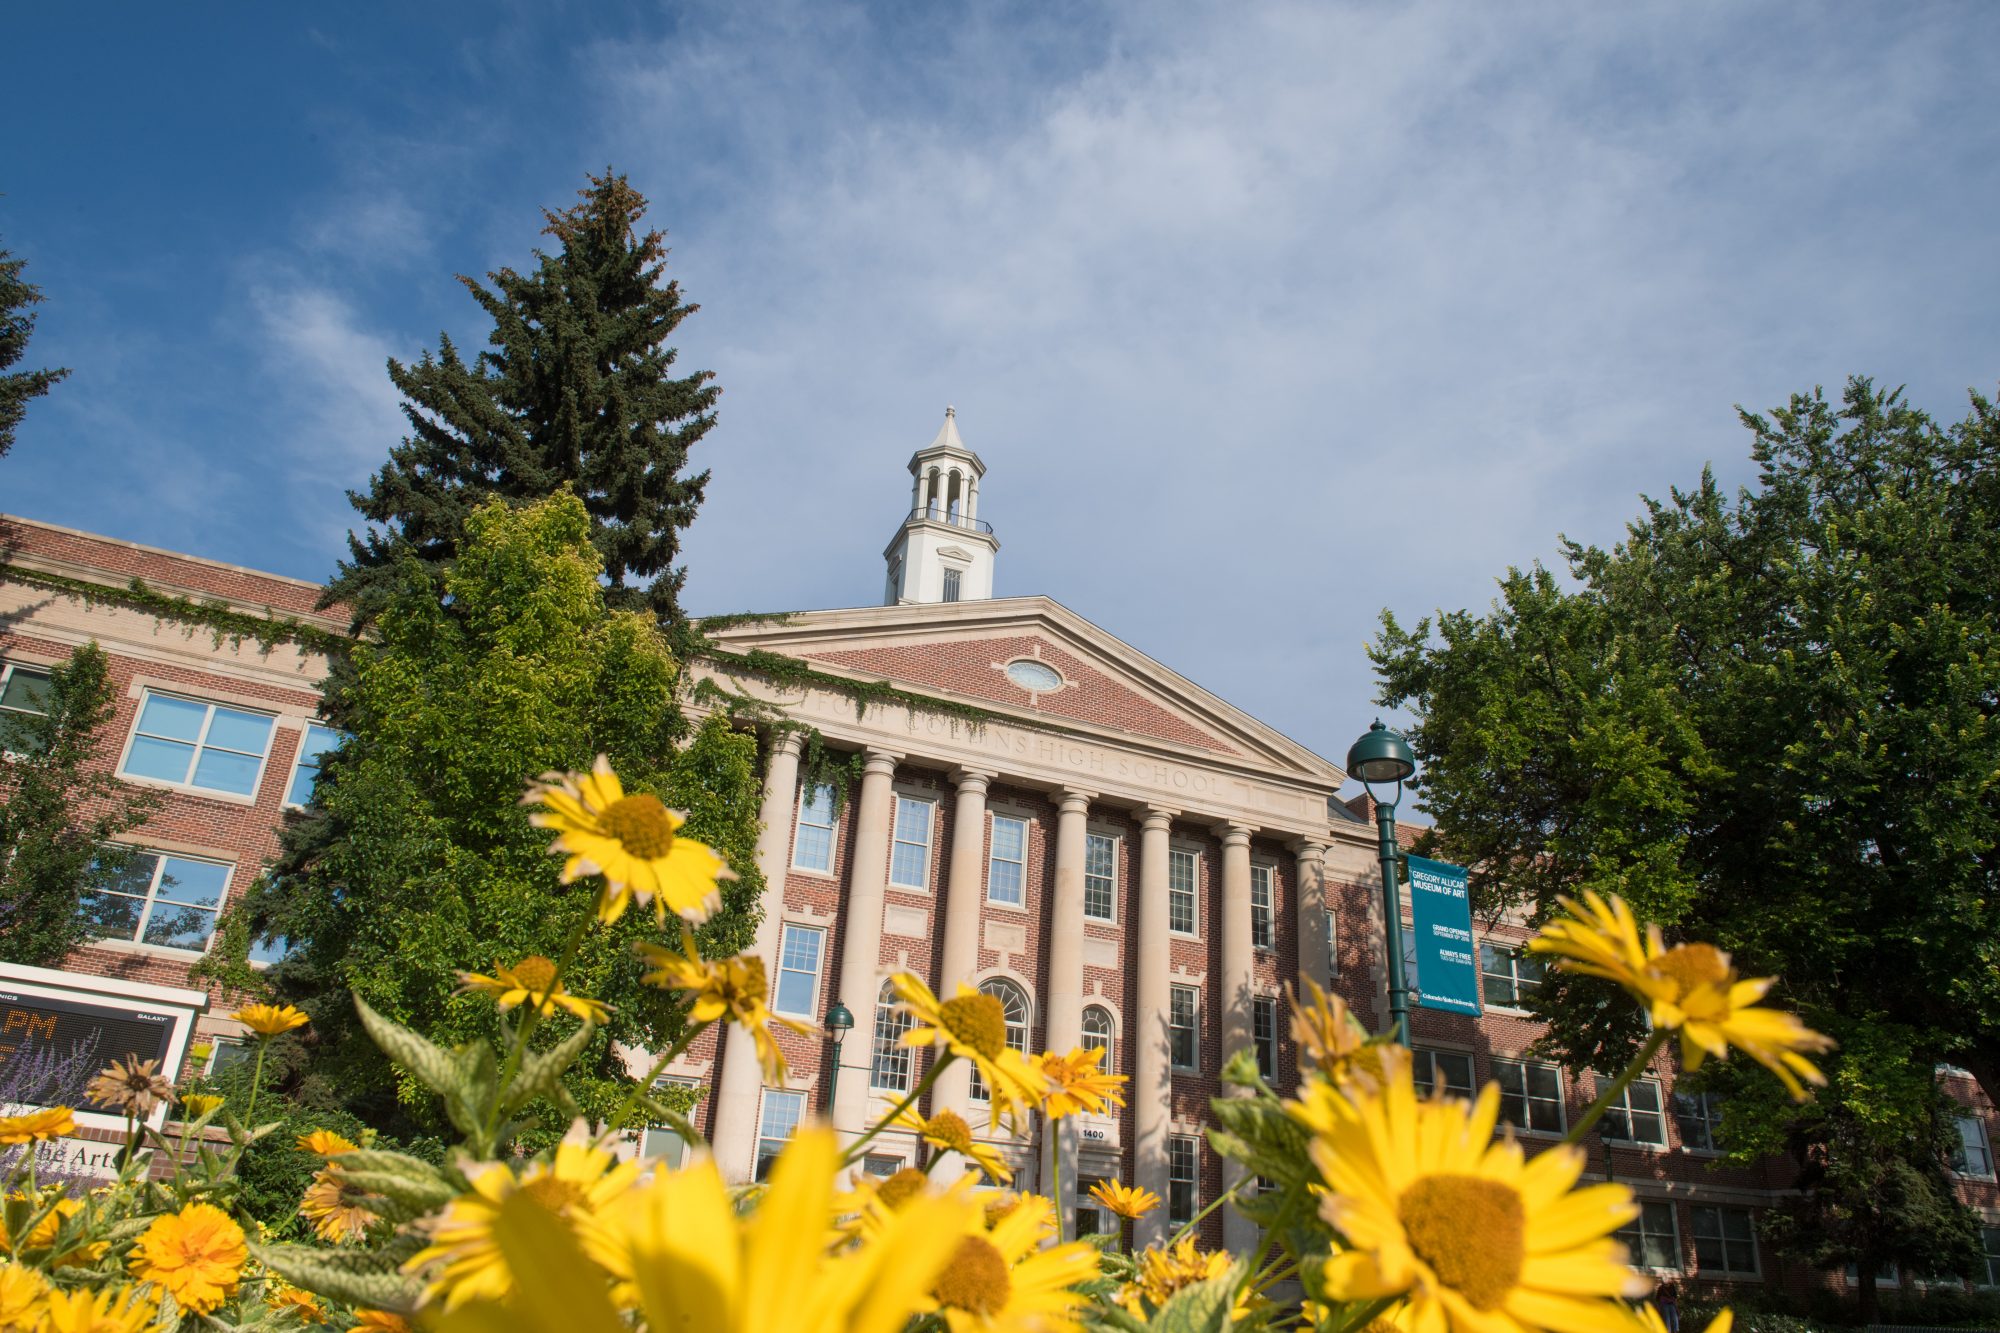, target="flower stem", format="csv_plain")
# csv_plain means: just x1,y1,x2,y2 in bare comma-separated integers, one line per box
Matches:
601,1024,705,1141
1563,1027,1670,1147
840,1055,951,1166
486,914,592,1141
1169,1174,1242,1247
1042,1112,1063,1244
